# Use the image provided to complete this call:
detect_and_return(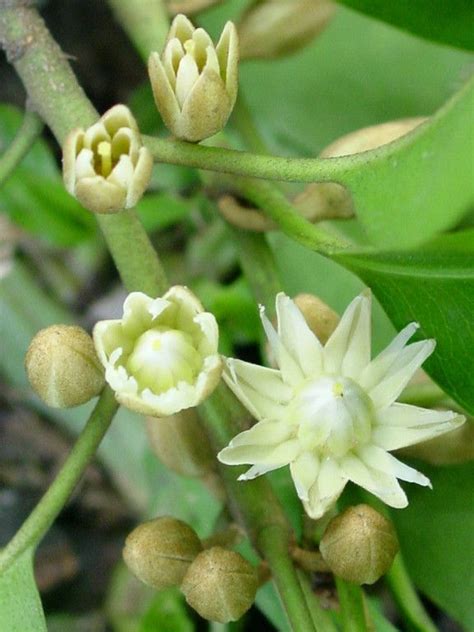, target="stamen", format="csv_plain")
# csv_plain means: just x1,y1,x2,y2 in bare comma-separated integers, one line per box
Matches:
97,141,113,177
